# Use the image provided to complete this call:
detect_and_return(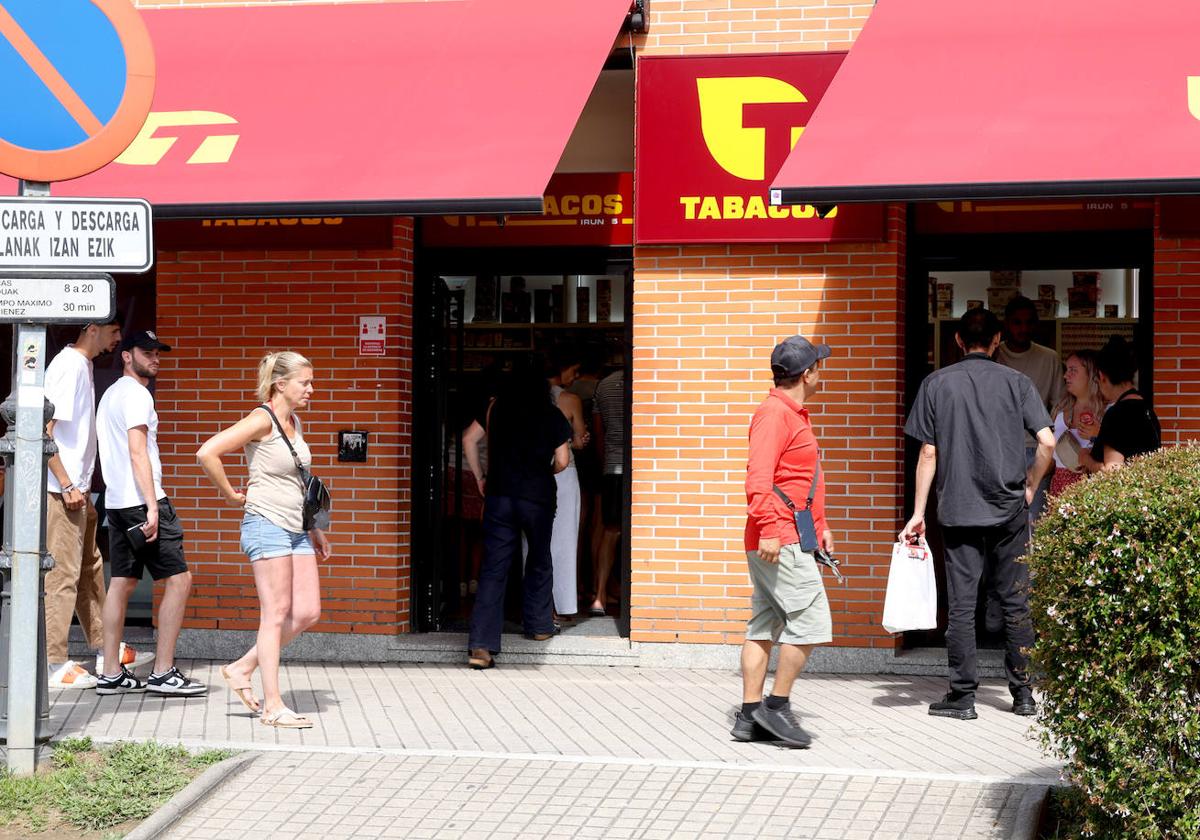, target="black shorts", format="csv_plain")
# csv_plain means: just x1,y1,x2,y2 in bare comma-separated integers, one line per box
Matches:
601,473,624,528
107,497,188,581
